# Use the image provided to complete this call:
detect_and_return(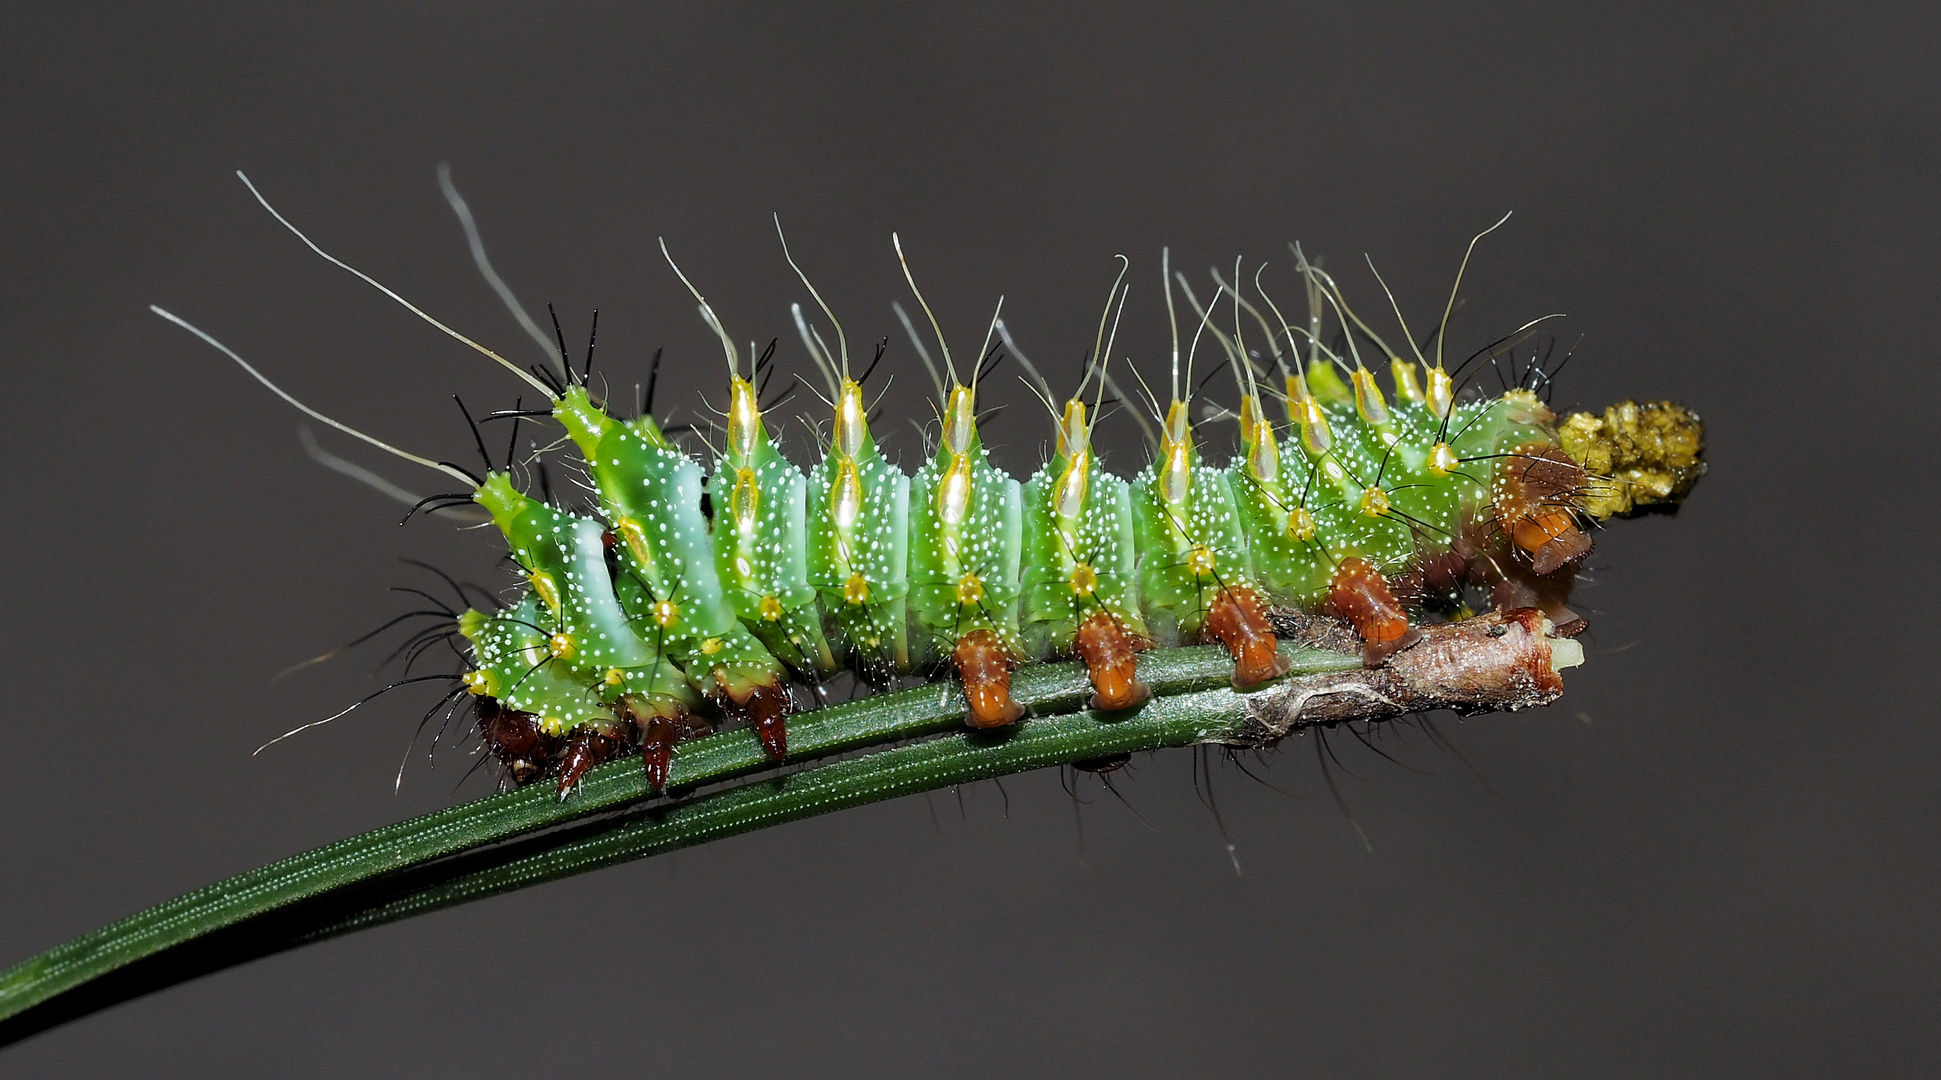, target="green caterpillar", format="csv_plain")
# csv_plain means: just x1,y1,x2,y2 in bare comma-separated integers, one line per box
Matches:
157,175,1705,797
